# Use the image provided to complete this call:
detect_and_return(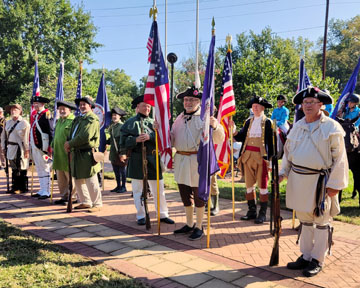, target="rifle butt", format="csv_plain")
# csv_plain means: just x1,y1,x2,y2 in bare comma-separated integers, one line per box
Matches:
145,214,151,230
269,237,279,266
66,153,73,213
